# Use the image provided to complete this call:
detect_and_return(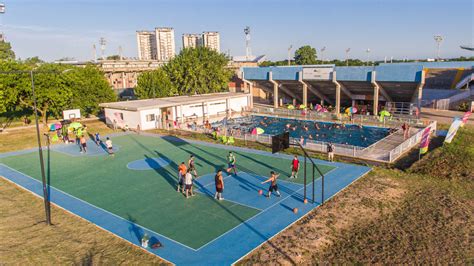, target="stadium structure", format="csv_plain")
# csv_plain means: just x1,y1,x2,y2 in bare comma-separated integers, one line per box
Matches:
240,61,474,113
